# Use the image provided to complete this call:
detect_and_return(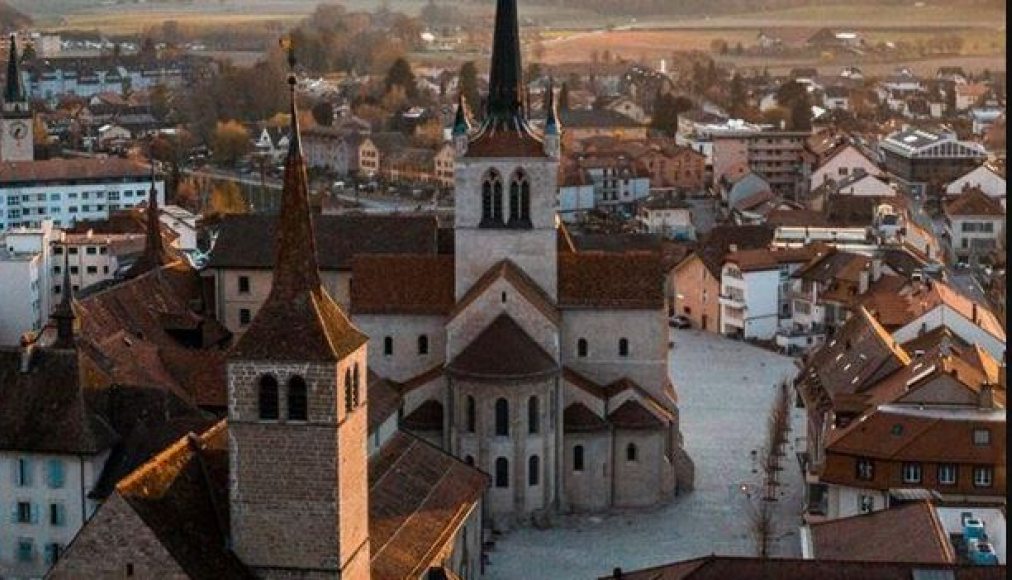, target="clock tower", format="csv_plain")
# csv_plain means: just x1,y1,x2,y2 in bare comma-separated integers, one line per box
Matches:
2,34,34,162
